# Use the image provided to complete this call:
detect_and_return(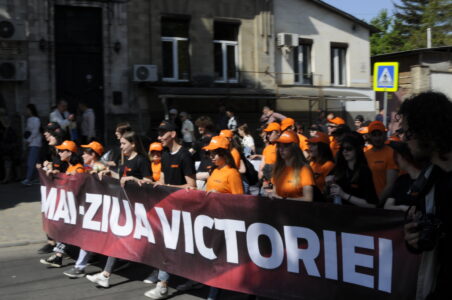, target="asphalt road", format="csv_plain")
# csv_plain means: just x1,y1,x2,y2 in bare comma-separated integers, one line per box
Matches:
0,244,257,300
